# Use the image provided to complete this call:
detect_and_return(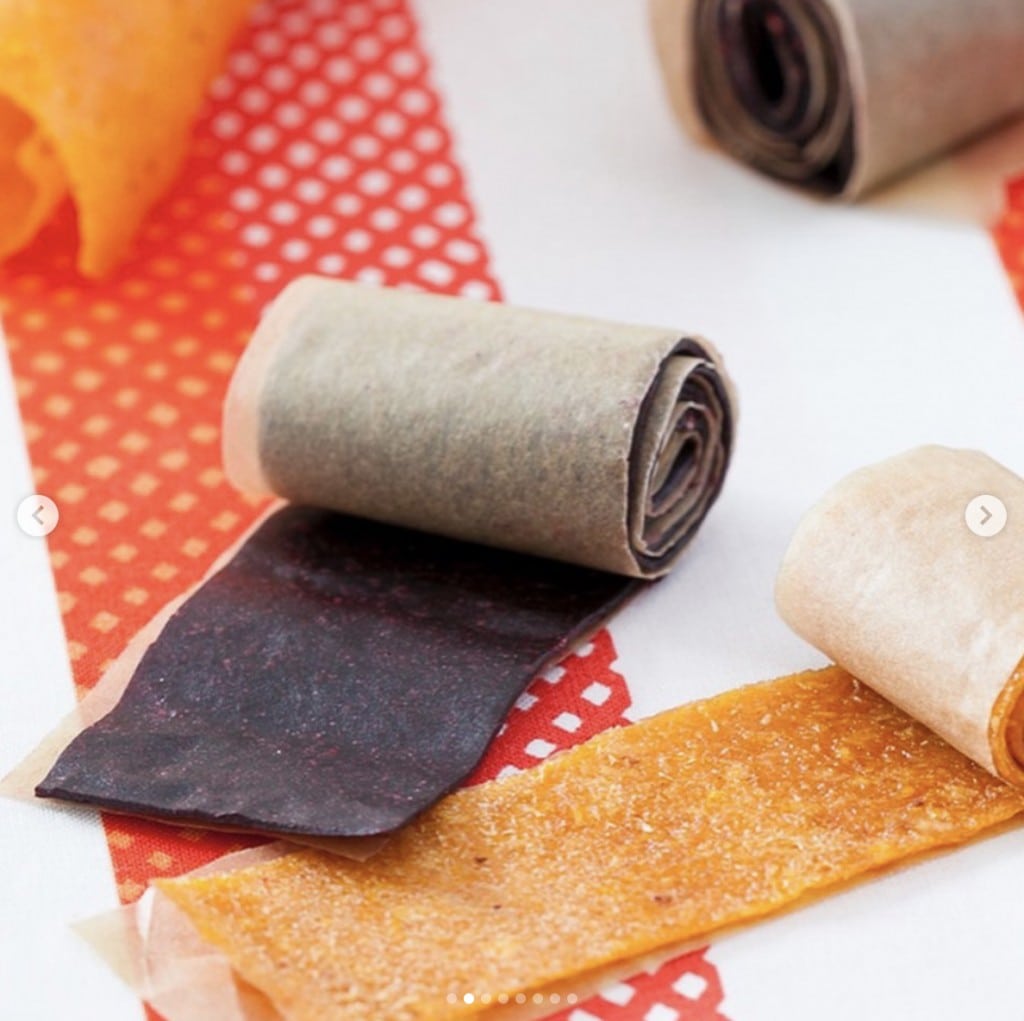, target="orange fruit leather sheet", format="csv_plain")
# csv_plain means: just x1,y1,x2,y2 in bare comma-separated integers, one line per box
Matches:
160,666,1024,1021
